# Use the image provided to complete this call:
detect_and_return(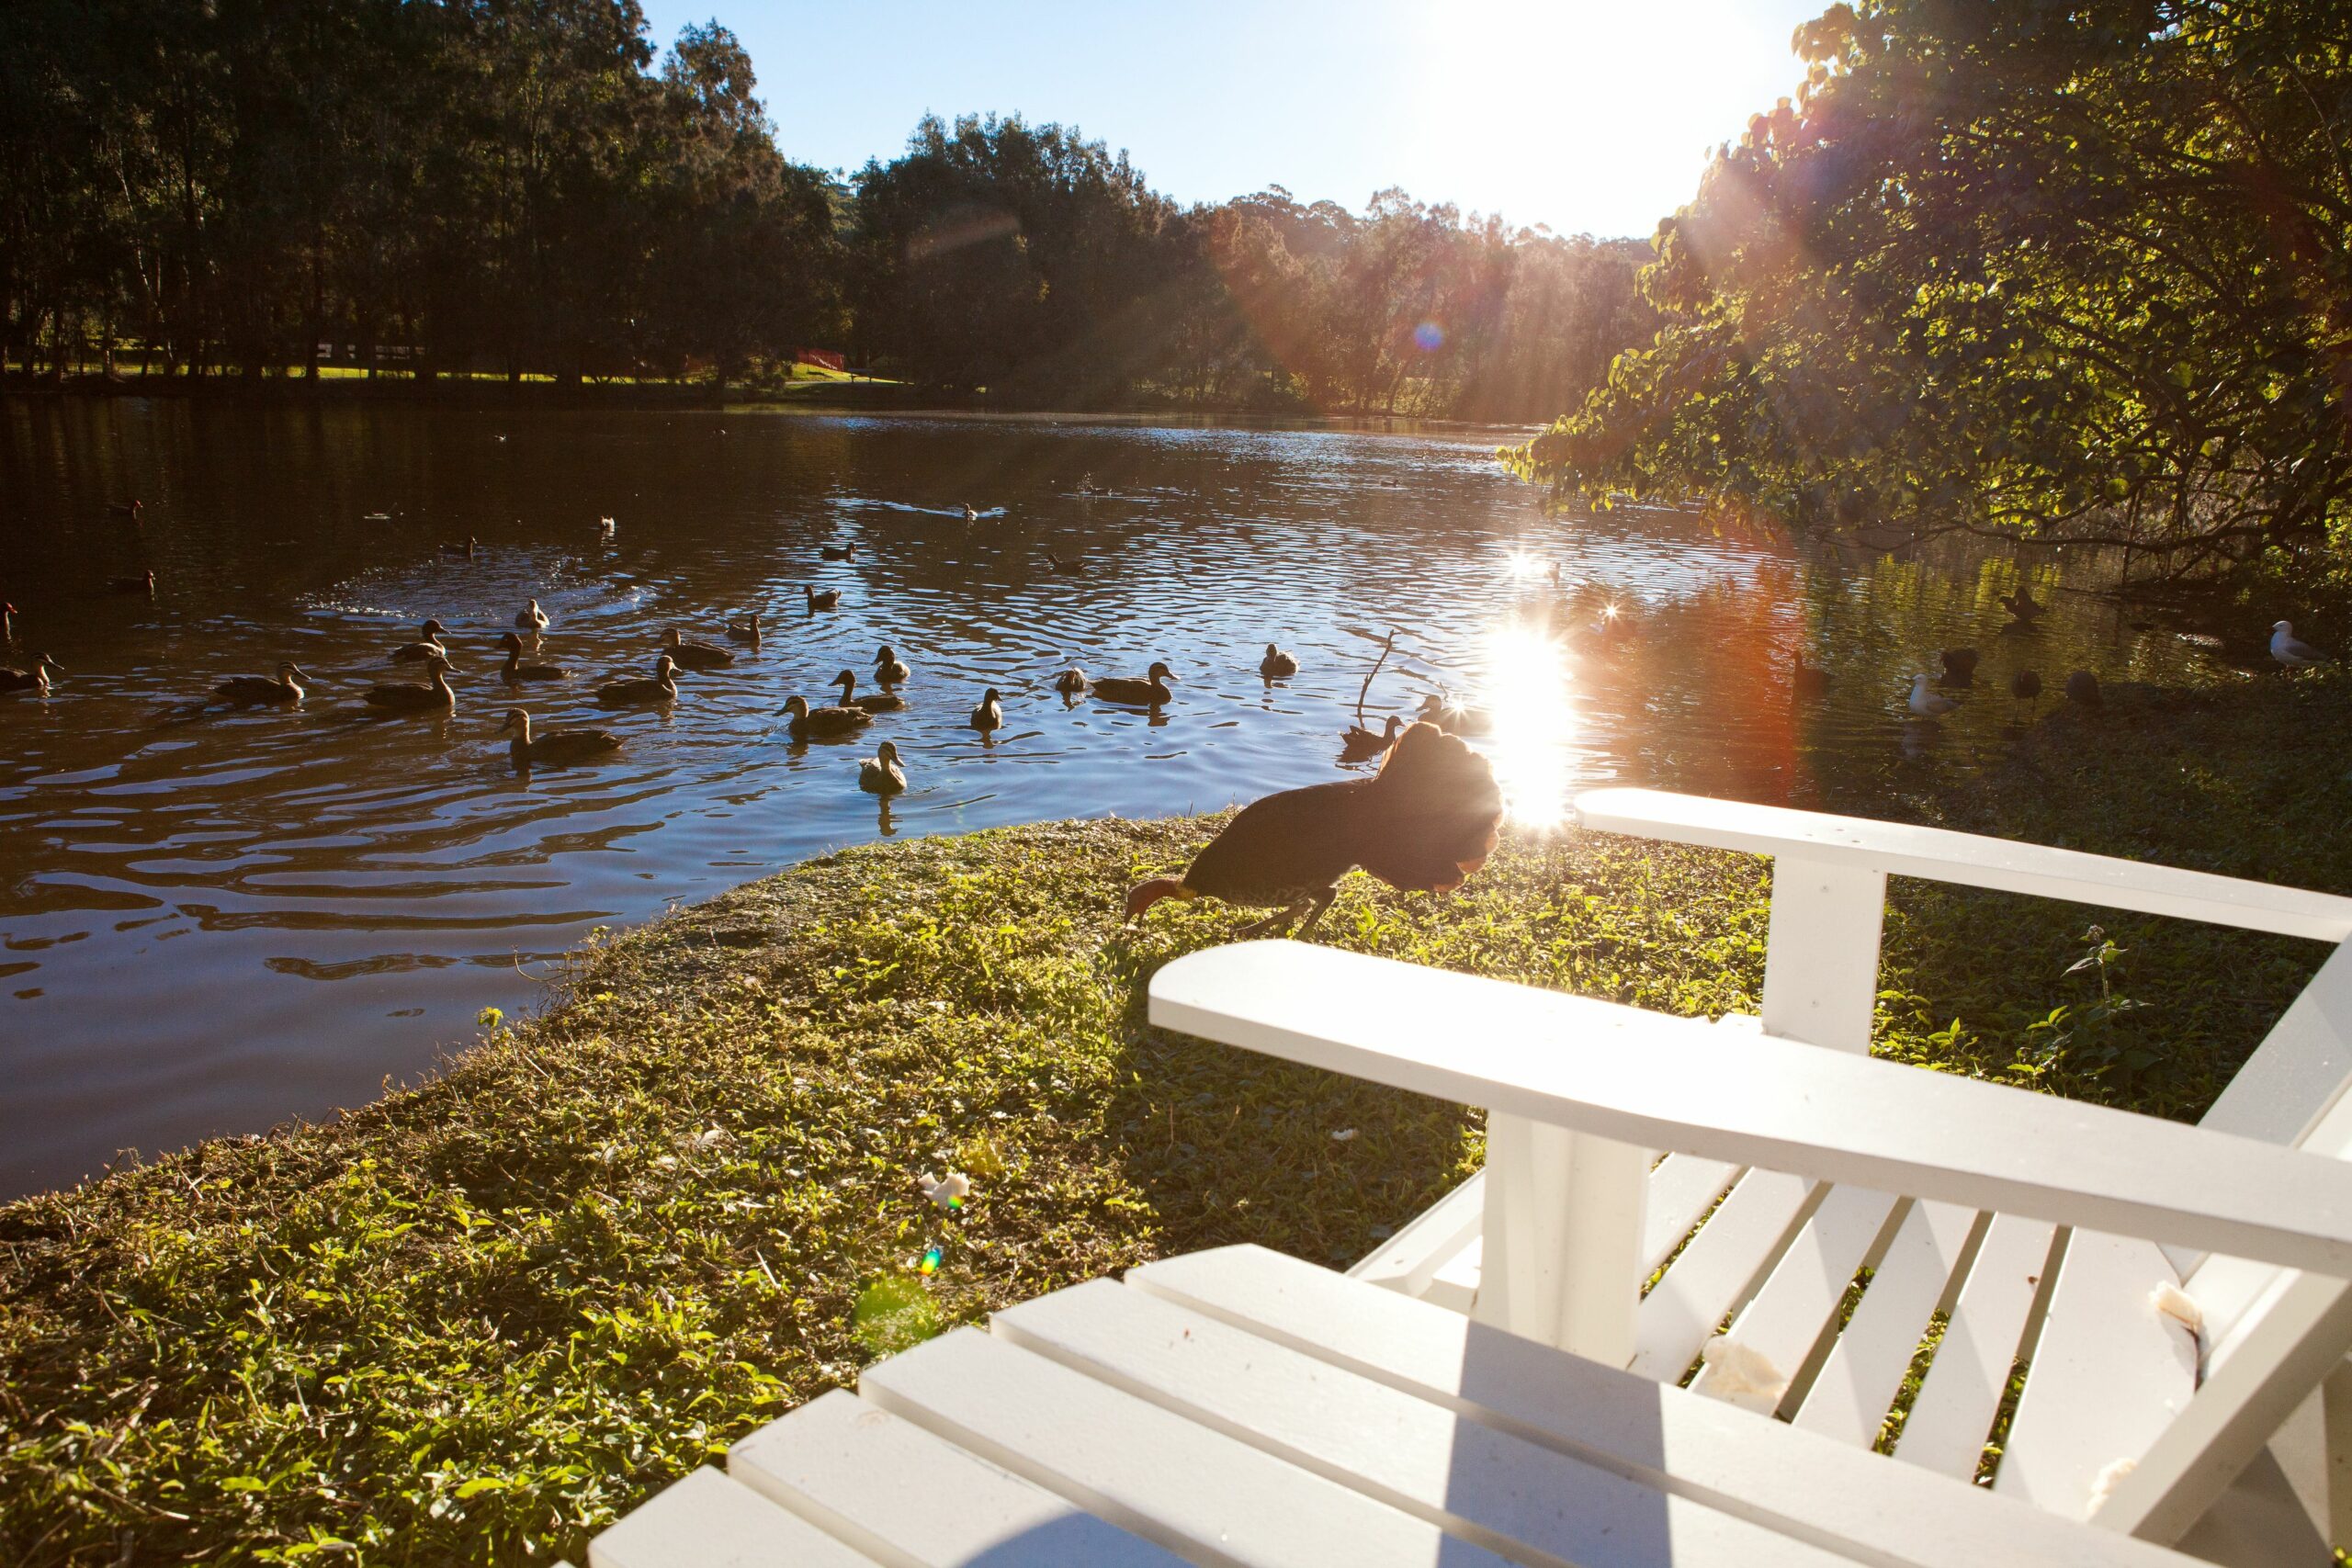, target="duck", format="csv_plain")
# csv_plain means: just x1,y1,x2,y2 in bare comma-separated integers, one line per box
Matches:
1415,692,1493,736
391,619,450,663
2,601,16,641
1792,651,1830,696
969,687,1004,735
515,599,549,633
2065,670,2103,707
821,541,856,560
1044,550,1080,574
1938,647,1979,687
662,626,734,670
781,692,871,739
1091,661,1178,706
108,499,144,520
874,644,910,685
501,707,622,769
0,652,62,694
858,739,908,795
1259,643,1300,679
439,536,480,559
726,613,763,647
1339,713,1404,761
499,631,570,682
365,654,458,714
805,584,841,611
2011,669,2043,718
596,655,683,706
1053,665,1089,696
2000,589,2044,624
831,669,904,713
598,516,616,538
2272,620,2329,668
109,570,155,596
215,661,309,704
962,503,980,523
1906,673,1958,716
